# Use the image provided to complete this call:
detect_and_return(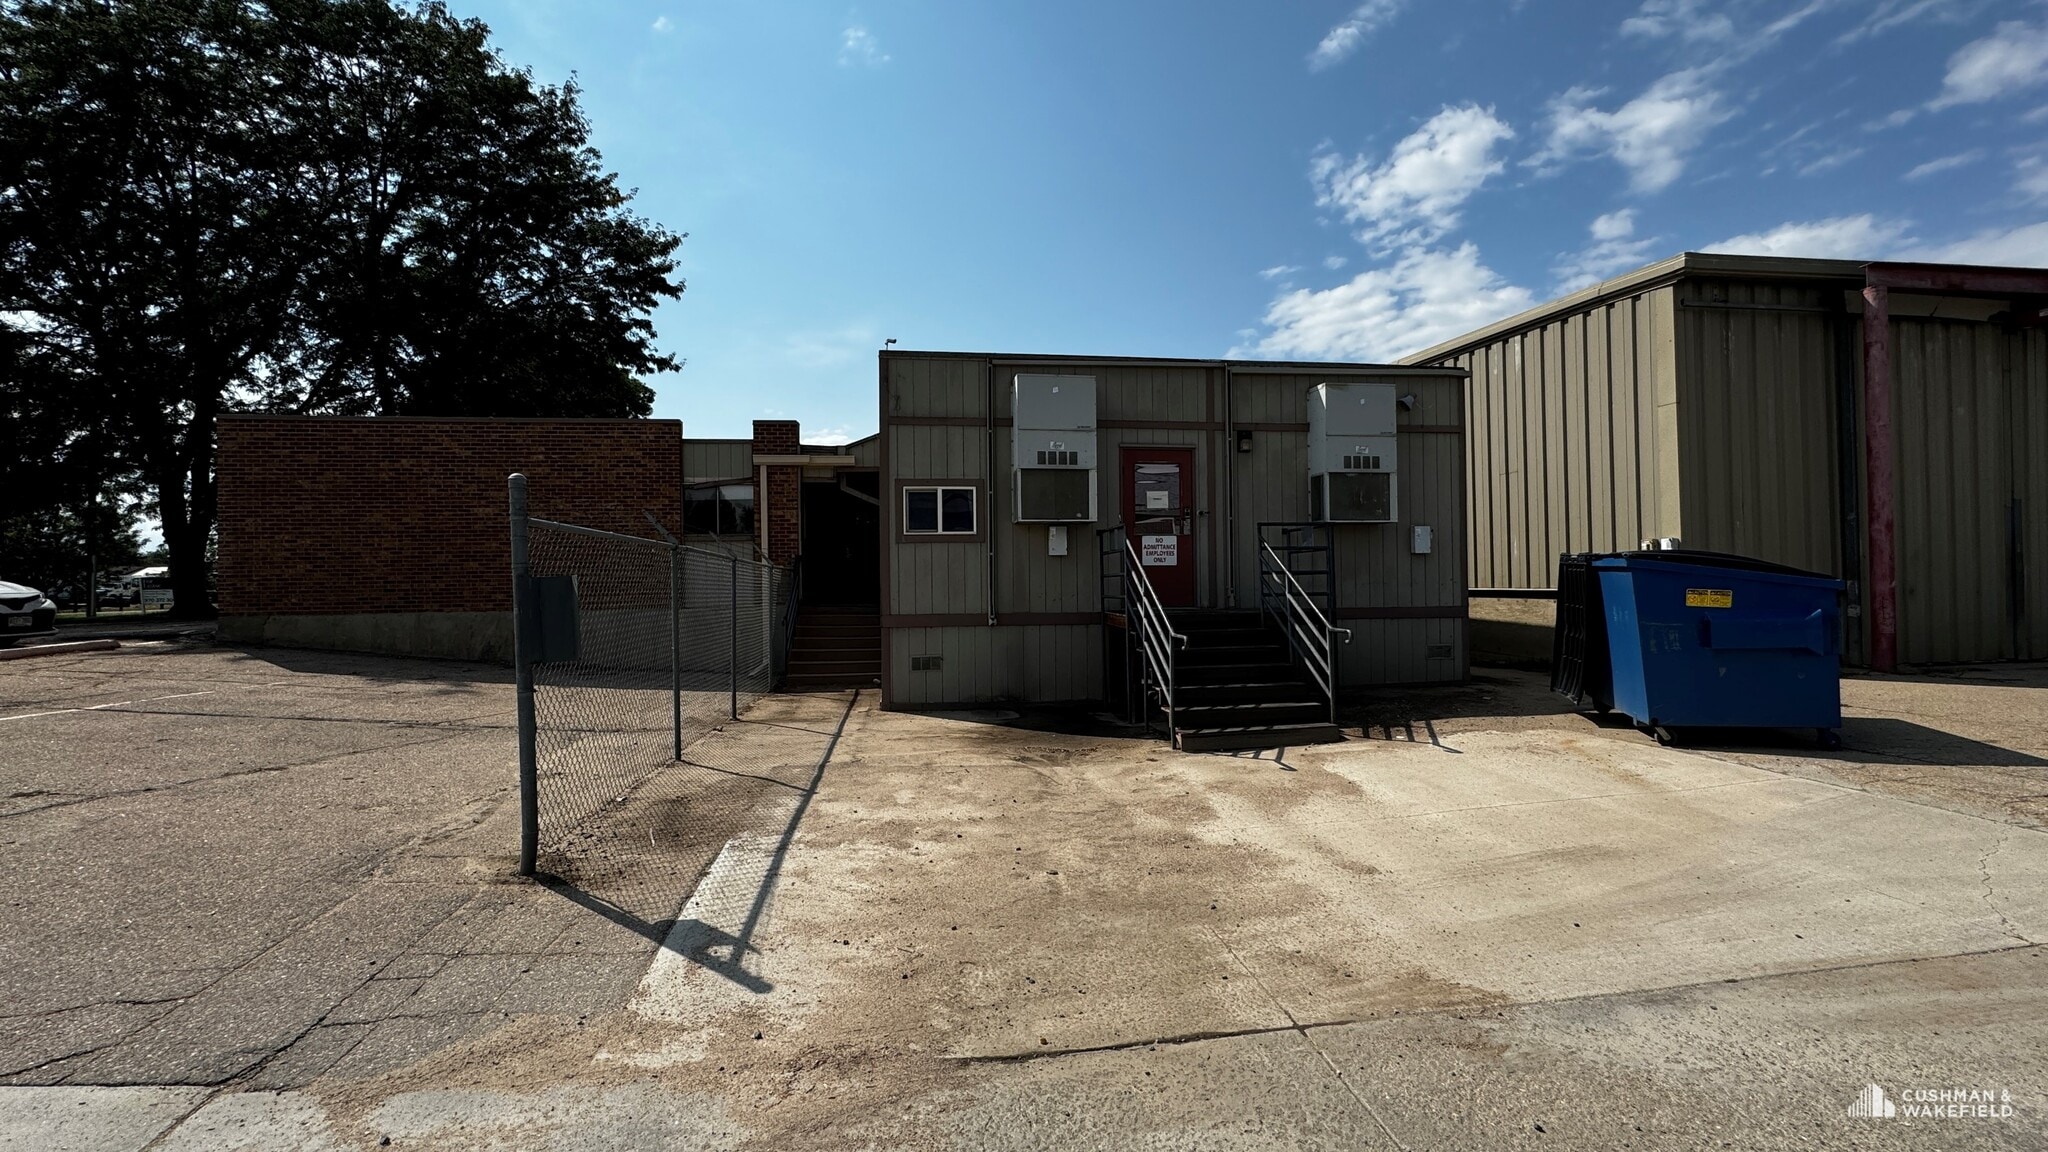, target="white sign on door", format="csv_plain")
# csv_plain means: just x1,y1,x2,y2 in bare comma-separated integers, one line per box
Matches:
1140,535,1177,567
